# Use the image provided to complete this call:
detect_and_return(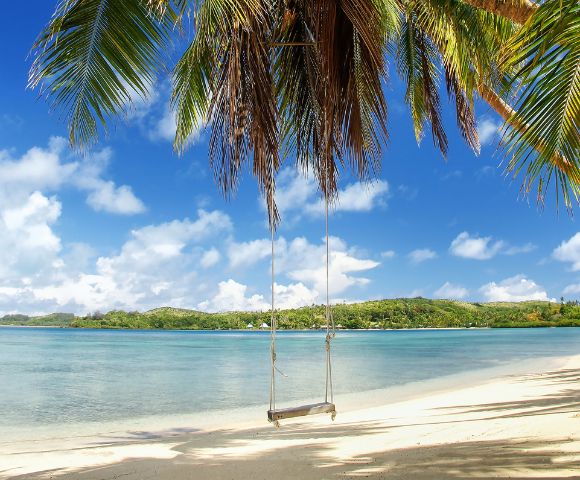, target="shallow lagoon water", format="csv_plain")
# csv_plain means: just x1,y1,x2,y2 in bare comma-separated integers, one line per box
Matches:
1,327,579,437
